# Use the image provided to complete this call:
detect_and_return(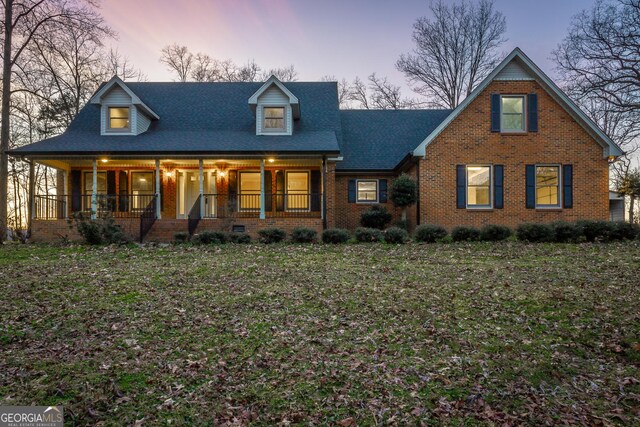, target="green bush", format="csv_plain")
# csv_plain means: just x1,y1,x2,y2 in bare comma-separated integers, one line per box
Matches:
228,232,251,244
516,223,554,242
173,231,190,243
479,224,512,241
193,230,228,244
360,205,392,229
384,226,409,244
70,212,130,245
354,227,384,243
291,227,318,243
390,174,417,209
322,228,350,244
394,219,410,231
577,220,614,242
258,228,286,244
451,226,481,242
414,224,447,243
610,221,639,241
551,221,582,243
